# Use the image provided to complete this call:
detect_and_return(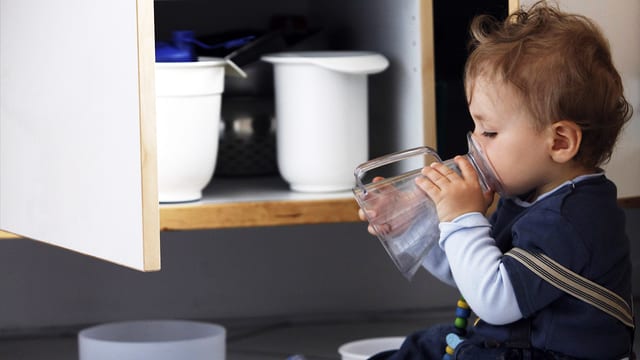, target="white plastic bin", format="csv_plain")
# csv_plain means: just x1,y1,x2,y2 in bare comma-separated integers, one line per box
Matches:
78,320,226,360
262,51,389,192
155,58,226,202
